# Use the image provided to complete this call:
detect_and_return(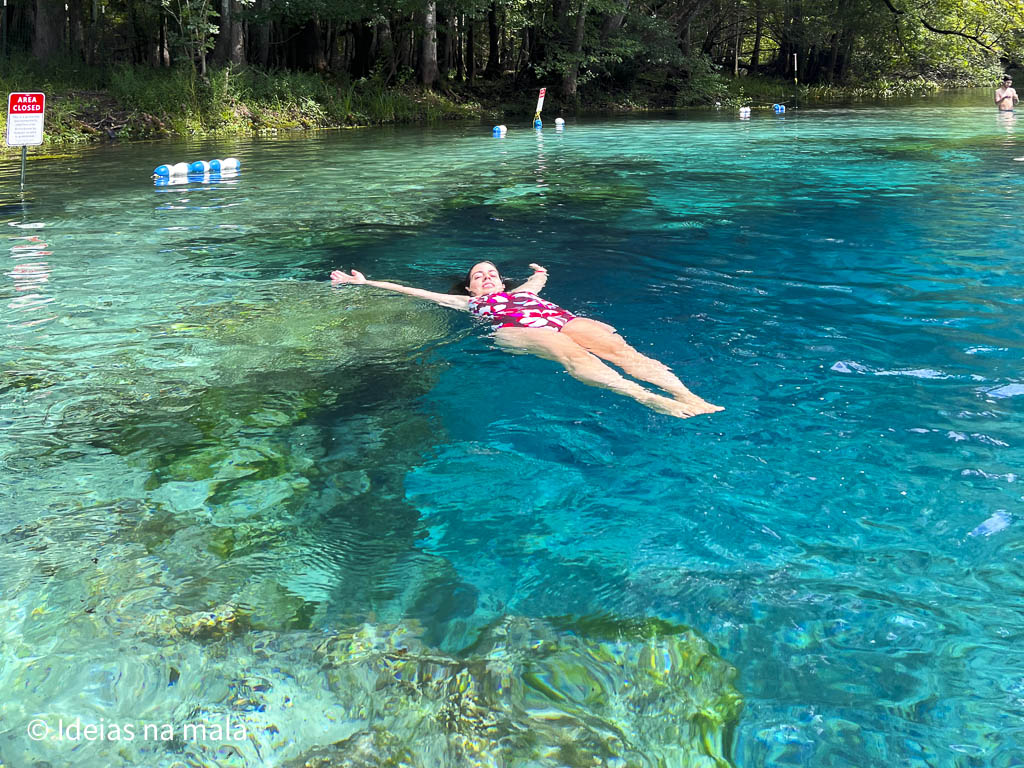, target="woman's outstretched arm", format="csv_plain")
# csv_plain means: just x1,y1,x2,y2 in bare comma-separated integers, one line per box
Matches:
330,270,471,310
515,263,549,294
